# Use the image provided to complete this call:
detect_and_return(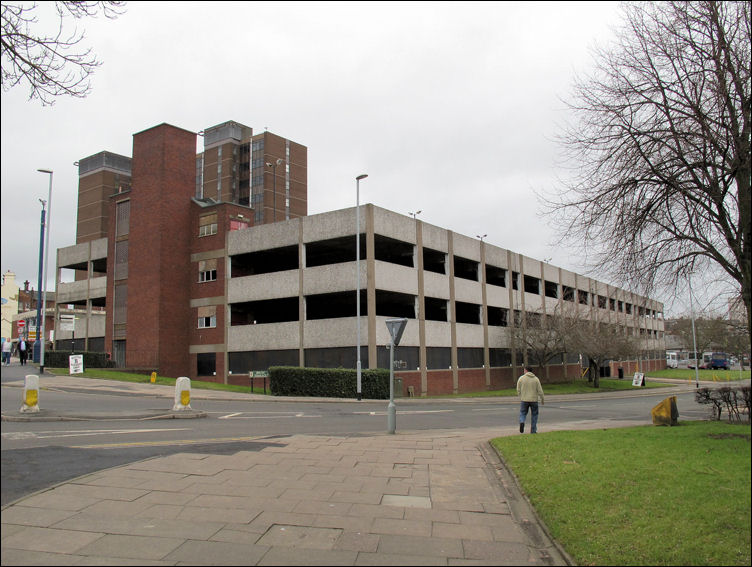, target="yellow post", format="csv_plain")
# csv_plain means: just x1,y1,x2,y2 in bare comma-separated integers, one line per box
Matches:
150,371,157,383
